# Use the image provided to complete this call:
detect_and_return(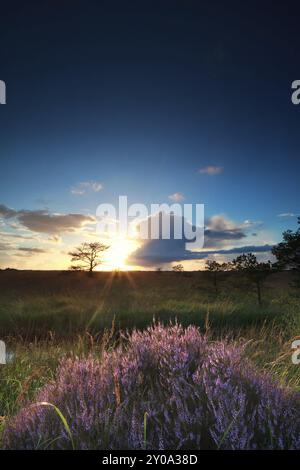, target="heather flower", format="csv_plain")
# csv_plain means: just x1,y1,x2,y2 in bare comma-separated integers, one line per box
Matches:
2,324,300,449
